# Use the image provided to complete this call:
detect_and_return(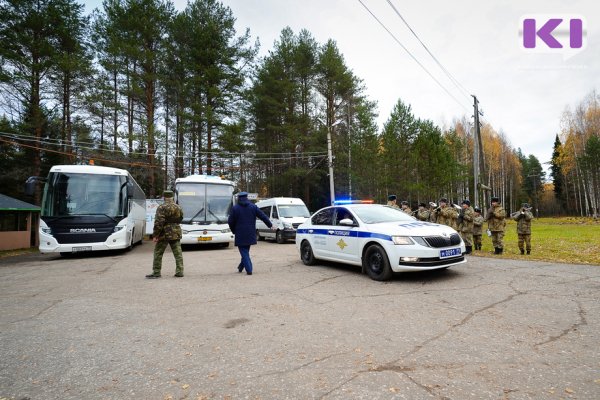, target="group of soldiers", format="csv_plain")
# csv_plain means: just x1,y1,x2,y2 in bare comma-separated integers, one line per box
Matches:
386,194,534,255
